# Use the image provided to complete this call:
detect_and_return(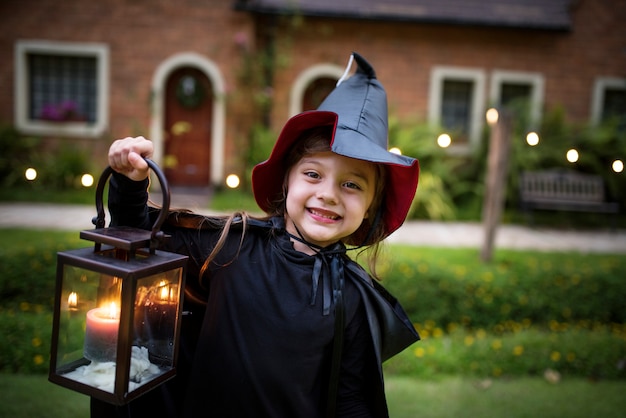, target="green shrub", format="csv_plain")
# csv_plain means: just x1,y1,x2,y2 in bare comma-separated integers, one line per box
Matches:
389,107,626,223
1,229,624,379
0,125,42,187
0,124,95,196
385,325,626,380
0,309,51,373
380,246,626,329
